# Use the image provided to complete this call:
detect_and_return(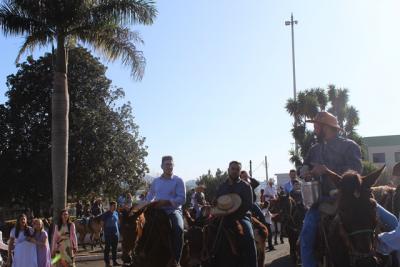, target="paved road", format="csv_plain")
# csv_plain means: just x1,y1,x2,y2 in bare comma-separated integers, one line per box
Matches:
76,238,295,267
